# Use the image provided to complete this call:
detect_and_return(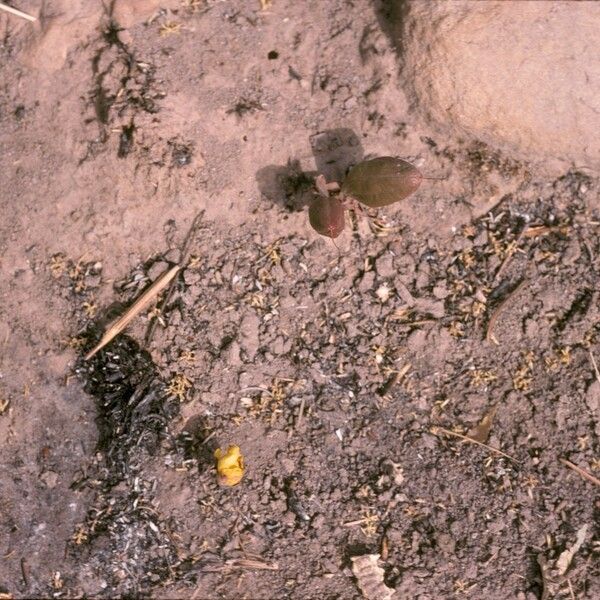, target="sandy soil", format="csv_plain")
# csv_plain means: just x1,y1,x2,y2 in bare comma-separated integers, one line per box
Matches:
0,1,598,599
